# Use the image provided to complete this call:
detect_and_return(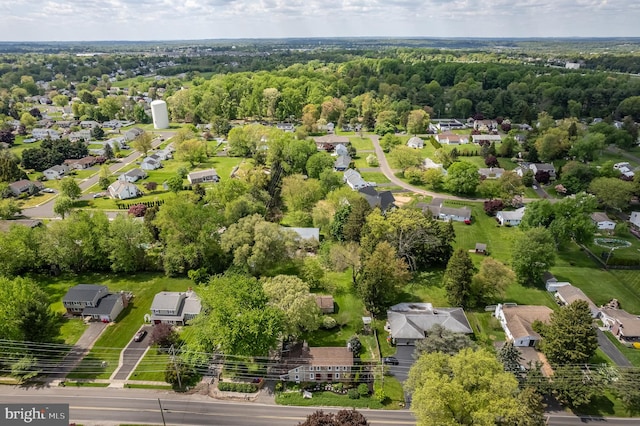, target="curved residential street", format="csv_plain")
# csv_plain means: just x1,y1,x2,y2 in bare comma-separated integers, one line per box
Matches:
22,131,173,219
